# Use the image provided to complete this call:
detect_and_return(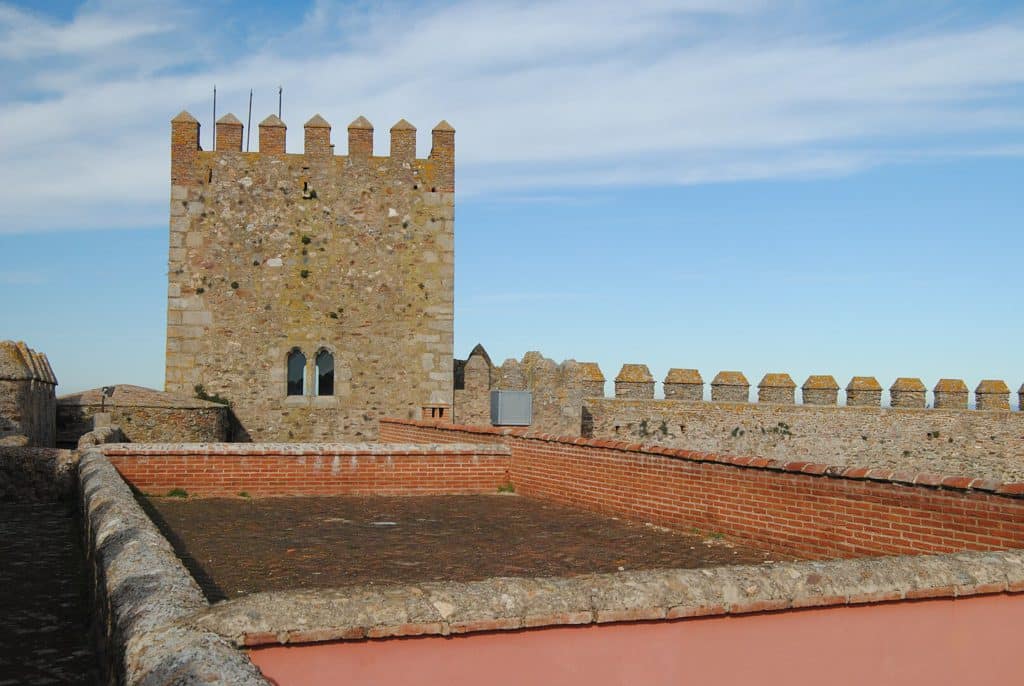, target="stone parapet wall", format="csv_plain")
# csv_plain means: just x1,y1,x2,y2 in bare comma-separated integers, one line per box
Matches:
582,399,1024,482
0,447,77,502
103,443,511,497
380,418,1024,560
77,448,268,685
0,341,57,447
453,348,602,434
58,400,228,446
